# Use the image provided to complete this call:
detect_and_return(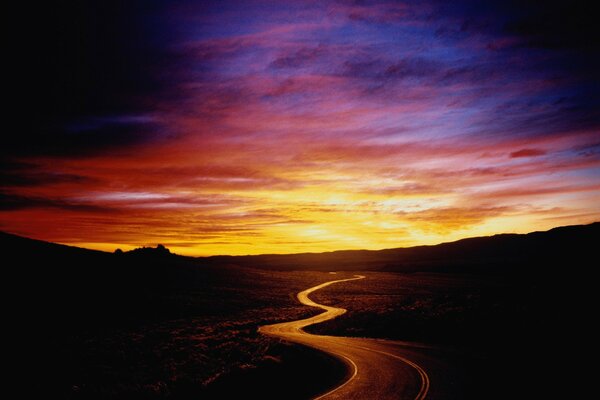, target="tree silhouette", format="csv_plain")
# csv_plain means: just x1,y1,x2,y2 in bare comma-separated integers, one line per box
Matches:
156,244,170,254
